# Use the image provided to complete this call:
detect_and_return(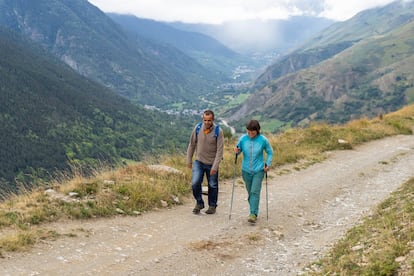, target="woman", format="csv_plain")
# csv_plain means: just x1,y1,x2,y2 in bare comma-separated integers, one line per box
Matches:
235,120,273,223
